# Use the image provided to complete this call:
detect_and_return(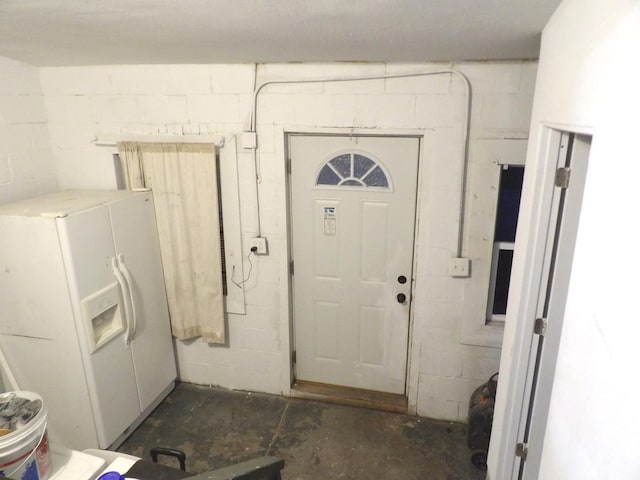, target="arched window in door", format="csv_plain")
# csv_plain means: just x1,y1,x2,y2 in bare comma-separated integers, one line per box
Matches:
315,152,391,189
